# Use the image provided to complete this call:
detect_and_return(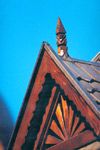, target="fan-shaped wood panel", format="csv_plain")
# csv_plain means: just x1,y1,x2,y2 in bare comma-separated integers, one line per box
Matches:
44,95,89,149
